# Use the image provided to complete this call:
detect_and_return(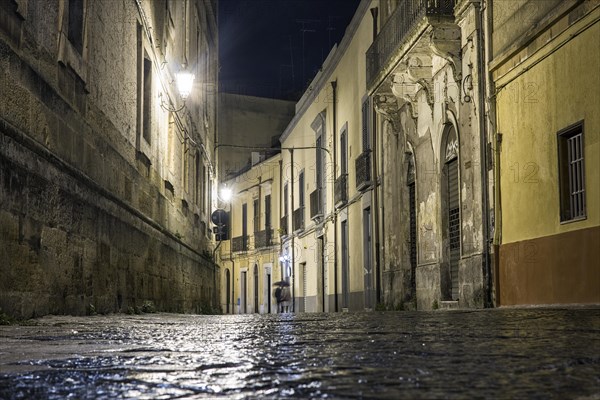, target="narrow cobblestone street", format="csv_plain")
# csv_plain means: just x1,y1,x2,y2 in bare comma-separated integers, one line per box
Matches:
0,308,598,399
